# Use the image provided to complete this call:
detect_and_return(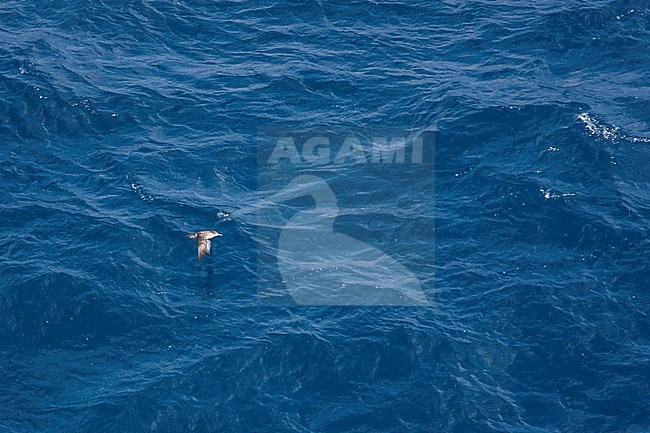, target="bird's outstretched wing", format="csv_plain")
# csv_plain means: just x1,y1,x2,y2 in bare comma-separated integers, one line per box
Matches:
197,234,211,261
